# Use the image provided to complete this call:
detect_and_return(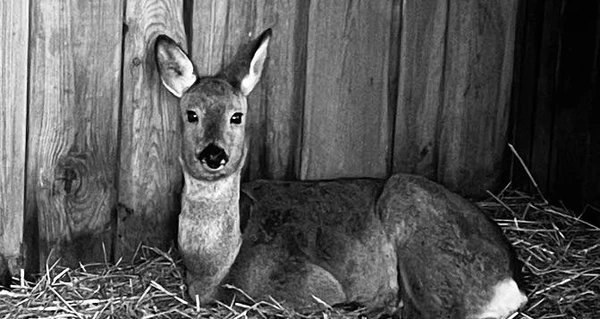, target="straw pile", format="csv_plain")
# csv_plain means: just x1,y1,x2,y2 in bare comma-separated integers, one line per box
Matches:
480,187,600,319
1,190,598,318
